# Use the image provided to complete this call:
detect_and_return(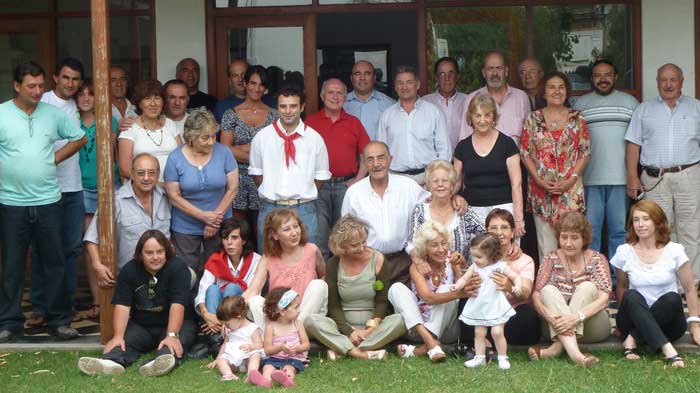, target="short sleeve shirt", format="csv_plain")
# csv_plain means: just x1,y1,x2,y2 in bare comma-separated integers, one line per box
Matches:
0,100,85,206
118,118,180,182
164,143,237,235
